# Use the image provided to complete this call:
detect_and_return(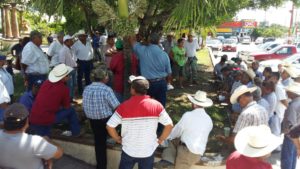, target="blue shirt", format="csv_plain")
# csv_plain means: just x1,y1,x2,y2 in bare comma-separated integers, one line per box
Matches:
83,82,120,119
133,43,172,79
92,35,100,48
19,91,34,112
